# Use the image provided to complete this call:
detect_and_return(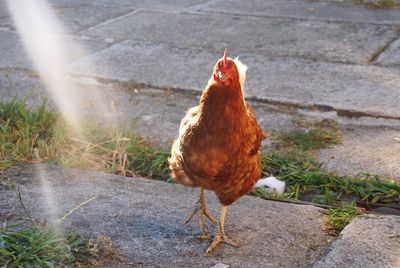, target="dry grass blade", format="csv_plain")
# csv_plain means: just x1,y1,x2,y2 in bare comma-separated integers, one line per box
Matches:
16,186,36,226
57,196,98,224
